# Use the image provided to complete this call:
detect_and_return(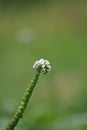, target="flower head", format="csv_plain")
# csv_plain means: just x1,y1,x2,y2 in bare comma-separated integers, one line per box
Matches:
33,58,51,74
